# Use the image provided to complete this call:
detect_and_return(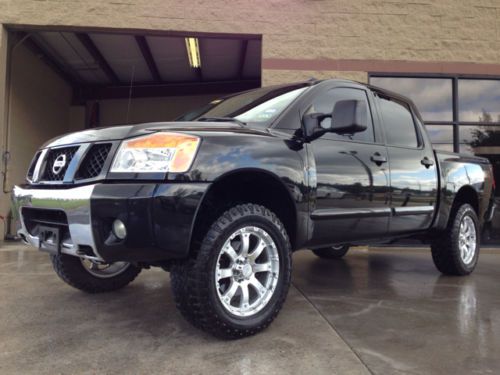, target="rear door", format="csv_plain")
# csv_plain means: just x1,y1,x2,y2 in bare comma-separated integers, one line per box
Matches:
305,86,391,246
374,93,438,234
